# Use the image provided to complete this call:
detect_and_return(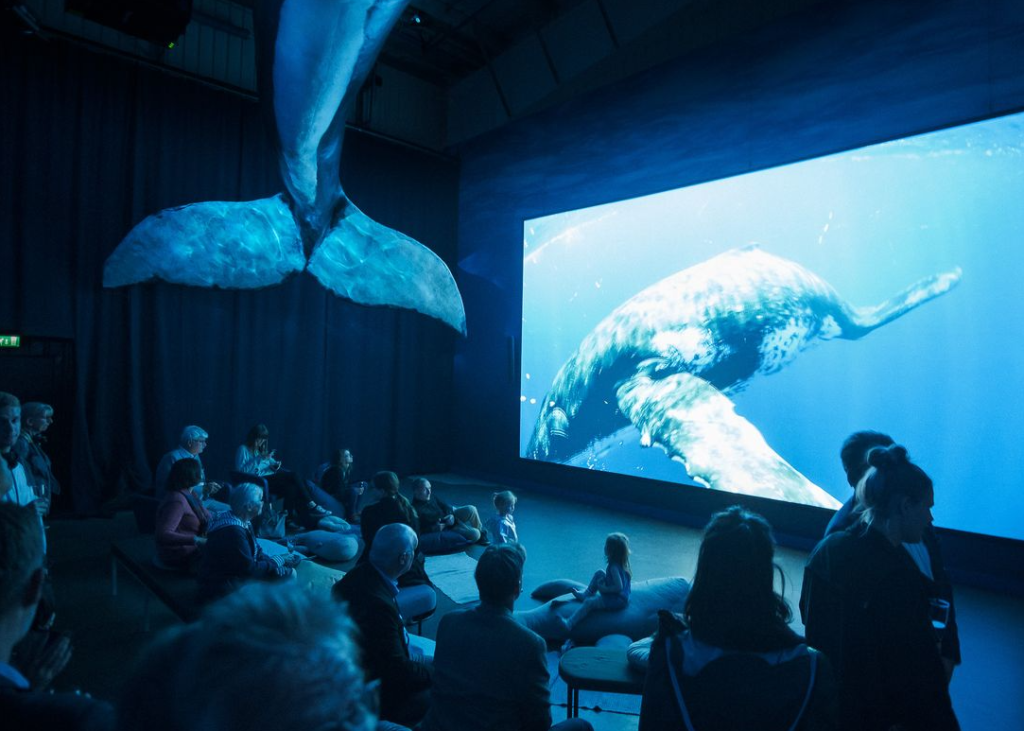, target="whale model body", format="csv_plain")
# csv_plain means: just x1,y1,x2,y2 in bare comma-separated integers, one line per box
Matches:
526,246,961,507
103,0,466,335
